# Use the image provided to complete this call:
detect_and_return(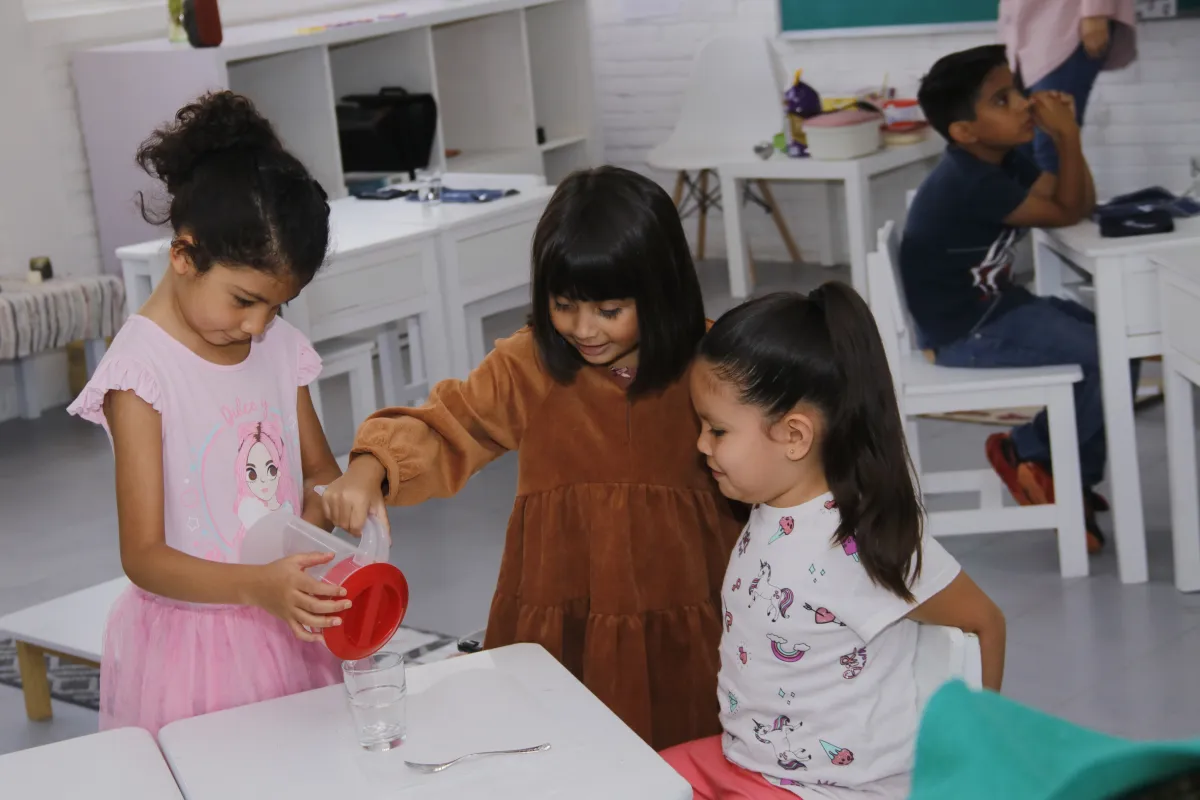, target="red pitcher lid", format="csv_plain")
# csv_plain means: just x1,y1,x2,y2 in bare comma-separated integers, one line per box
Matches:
322,561,409,661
